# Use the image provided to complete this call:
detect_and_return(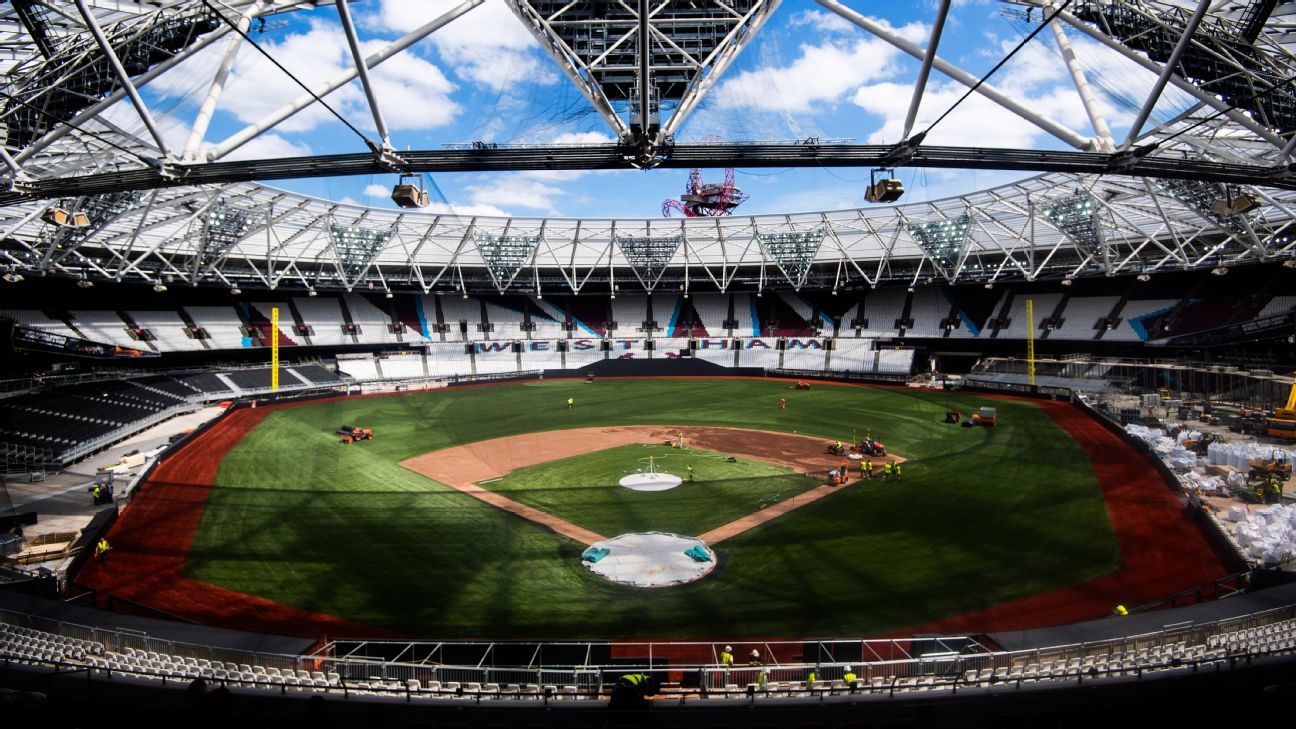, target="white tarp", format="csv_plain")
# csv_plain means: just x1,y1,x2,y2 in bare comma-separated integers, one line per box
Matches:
619,473,683,492
582,532,716,587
